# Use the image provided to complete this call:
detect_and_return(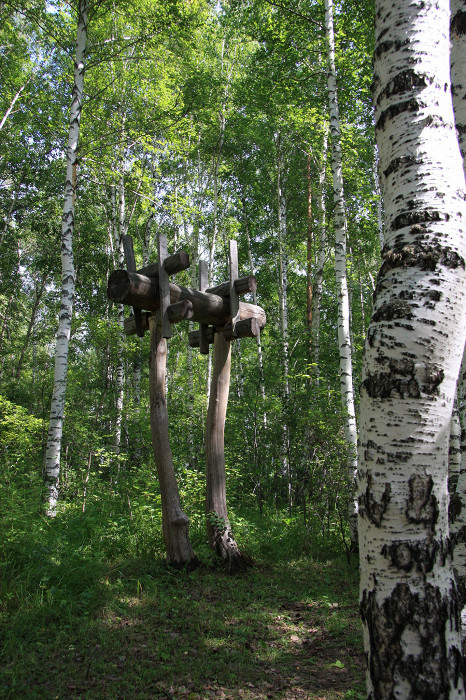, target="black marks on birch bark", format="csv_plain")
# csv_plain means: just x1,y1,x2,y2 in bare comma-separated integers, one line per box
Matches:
371,299,412,323
406,474,438,529
360,582,463,700
379,243,465,276
449,492,462,525
382,538,452,578
375,98,425,133
361,359,444,399
451,10,466,38
383,154,418,179
359,472,391,526
375,69,430,107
